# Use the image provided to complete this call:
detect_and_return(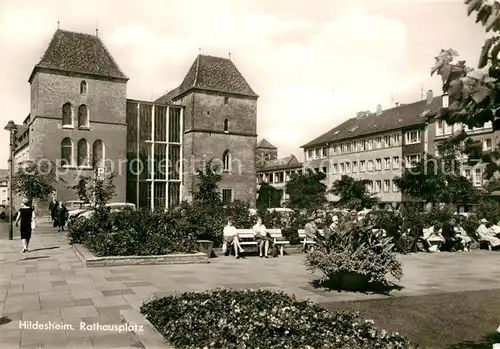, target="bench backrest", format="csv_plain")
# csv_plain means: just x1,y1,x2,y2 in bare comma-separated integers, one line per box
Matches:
236,228,283,240
298,229,323,238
